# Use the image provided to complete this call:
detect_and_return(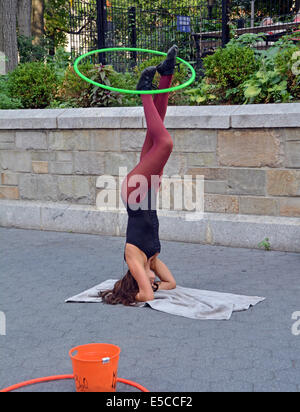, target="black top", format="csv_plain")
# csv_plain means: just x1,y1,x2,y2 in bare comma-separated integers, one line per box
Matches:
124,187,161,261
